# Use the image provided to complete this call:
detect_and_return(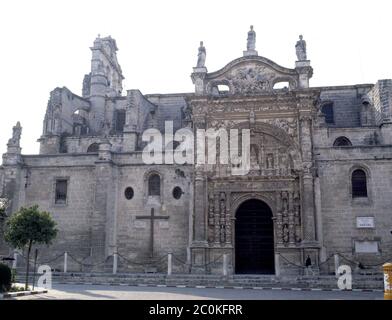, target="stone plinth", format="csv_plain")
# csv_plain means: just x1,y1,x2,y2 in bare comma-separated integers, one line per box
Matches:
243,50,258,56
